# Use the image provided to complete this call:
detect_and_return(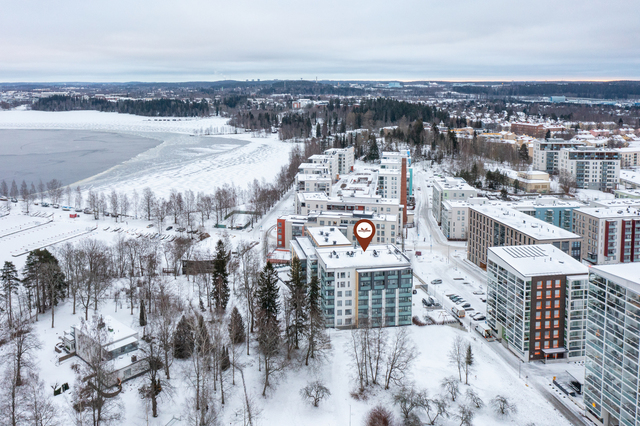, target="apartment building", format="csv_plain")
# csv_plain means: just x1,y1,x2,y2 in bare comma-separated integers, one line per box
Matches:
533,139,586,174
467,205,582,269
432,177,477,225
572,207,640,265
277,211,399,249
316,244,412,328
324,146,355,175
513,170,551,193
584,264,640,426
295,192,404,228
441,198,491,240
486,245,588,362
295,173,331,195
308,154,339,181
558,147,620,191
